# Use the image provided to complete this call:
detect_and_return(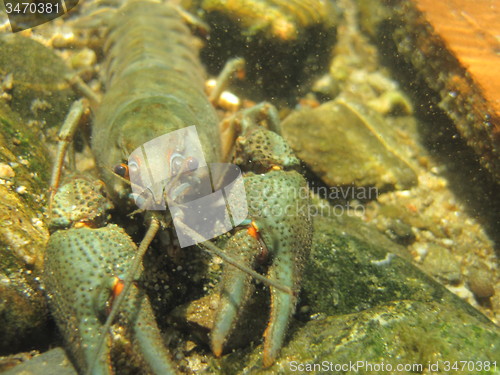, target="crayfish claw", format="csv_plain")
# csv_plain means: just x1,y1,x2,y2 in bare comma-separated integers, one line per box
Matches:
263,258,296,367
211,229,260,356
209,102,312,367
44,177,176,374
123,286,177,375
